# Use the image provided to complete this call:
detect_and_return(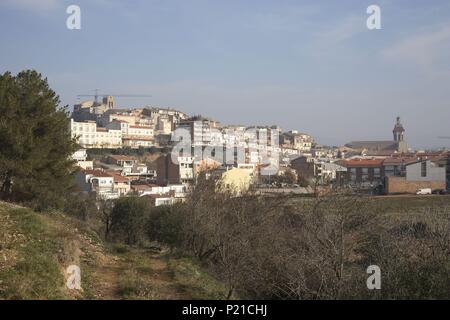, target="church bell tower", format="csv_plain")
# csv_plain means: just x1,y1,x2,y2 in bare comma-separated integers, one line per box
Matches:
393,116,407,152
